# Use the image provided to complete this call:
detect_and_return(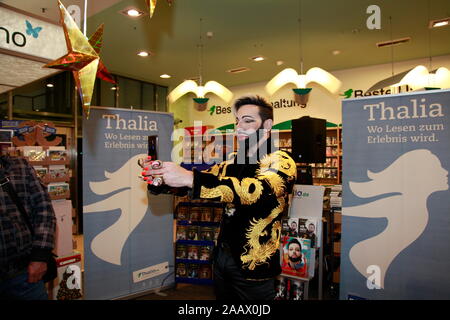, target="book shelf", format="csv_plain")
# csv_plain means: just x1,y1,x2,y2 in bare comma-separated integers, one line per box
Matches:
5,146,71,200
174,199,224,285
181,131,236,165
329,186,342,287
275,127,343,185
